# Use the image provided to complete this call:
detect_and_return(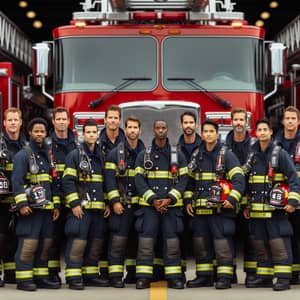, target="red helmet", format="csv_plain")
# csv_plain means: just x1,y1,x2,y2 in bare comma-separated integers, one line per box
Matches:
269,183,289,207
207,180,233,204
